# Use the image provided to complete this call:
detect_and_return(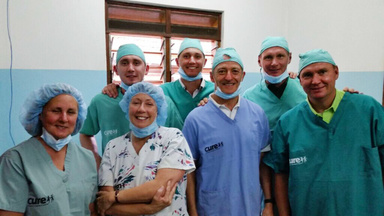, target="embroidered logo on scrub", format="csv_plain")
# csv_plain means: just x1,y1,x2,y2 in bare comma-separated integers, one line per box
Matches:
289,156,307,166
205,141,224,153
28,194,54,206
